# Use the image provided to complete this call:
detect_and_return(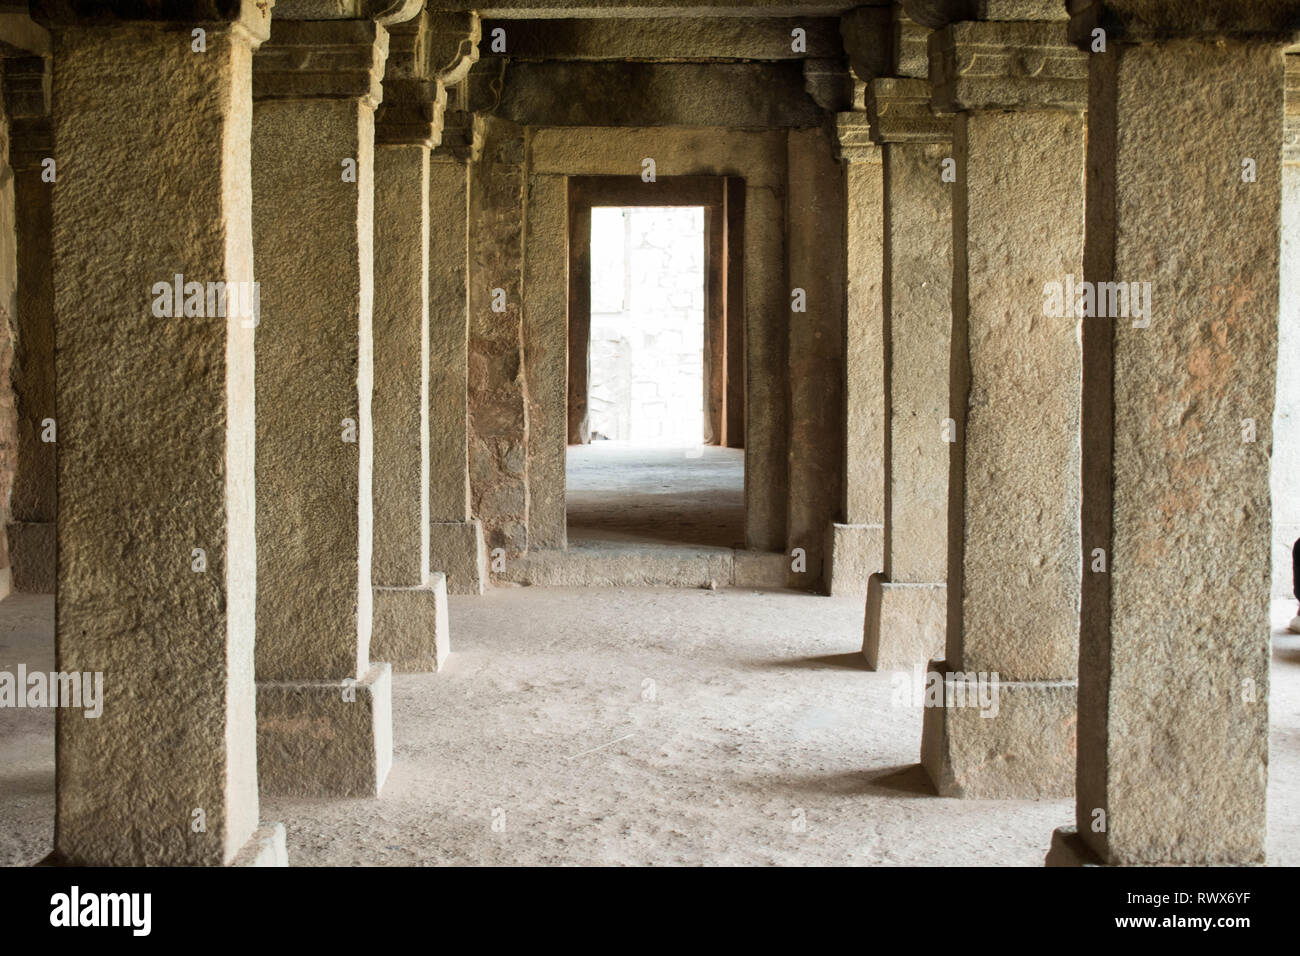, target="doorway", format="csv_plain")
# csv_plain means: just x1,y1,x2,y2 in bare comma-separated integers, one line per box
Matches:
566,177,745,549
